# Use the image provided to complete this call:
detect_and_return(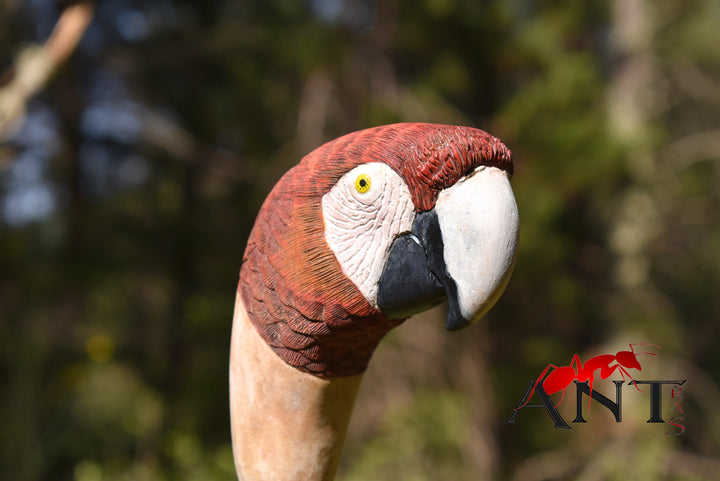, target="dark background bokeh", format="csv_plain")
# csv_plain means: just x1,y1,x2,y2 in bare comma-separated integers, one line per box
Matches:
2,1,719,480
